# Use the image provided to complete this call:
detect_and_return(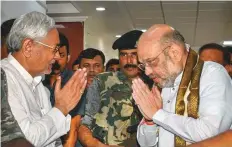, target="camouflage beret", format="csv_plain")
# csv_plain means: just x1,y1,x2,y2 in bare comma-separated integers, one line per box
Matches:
112,30,143,50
